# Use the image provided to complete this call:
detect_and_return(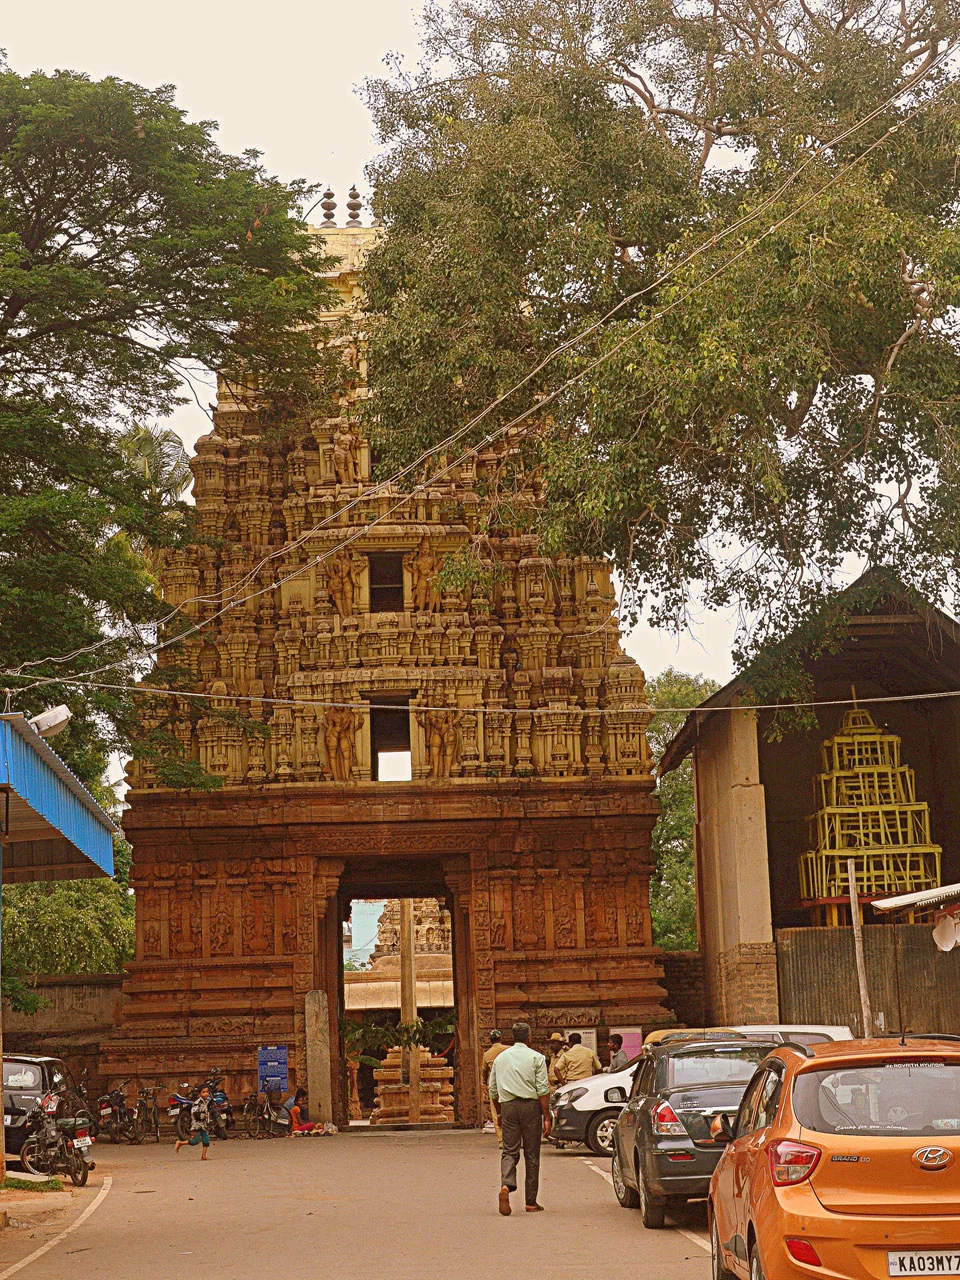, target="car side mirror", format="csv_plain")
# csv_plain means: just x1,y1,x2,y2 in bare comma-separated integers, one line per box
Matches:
711,1113,735,1144
605,1087,628,1104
